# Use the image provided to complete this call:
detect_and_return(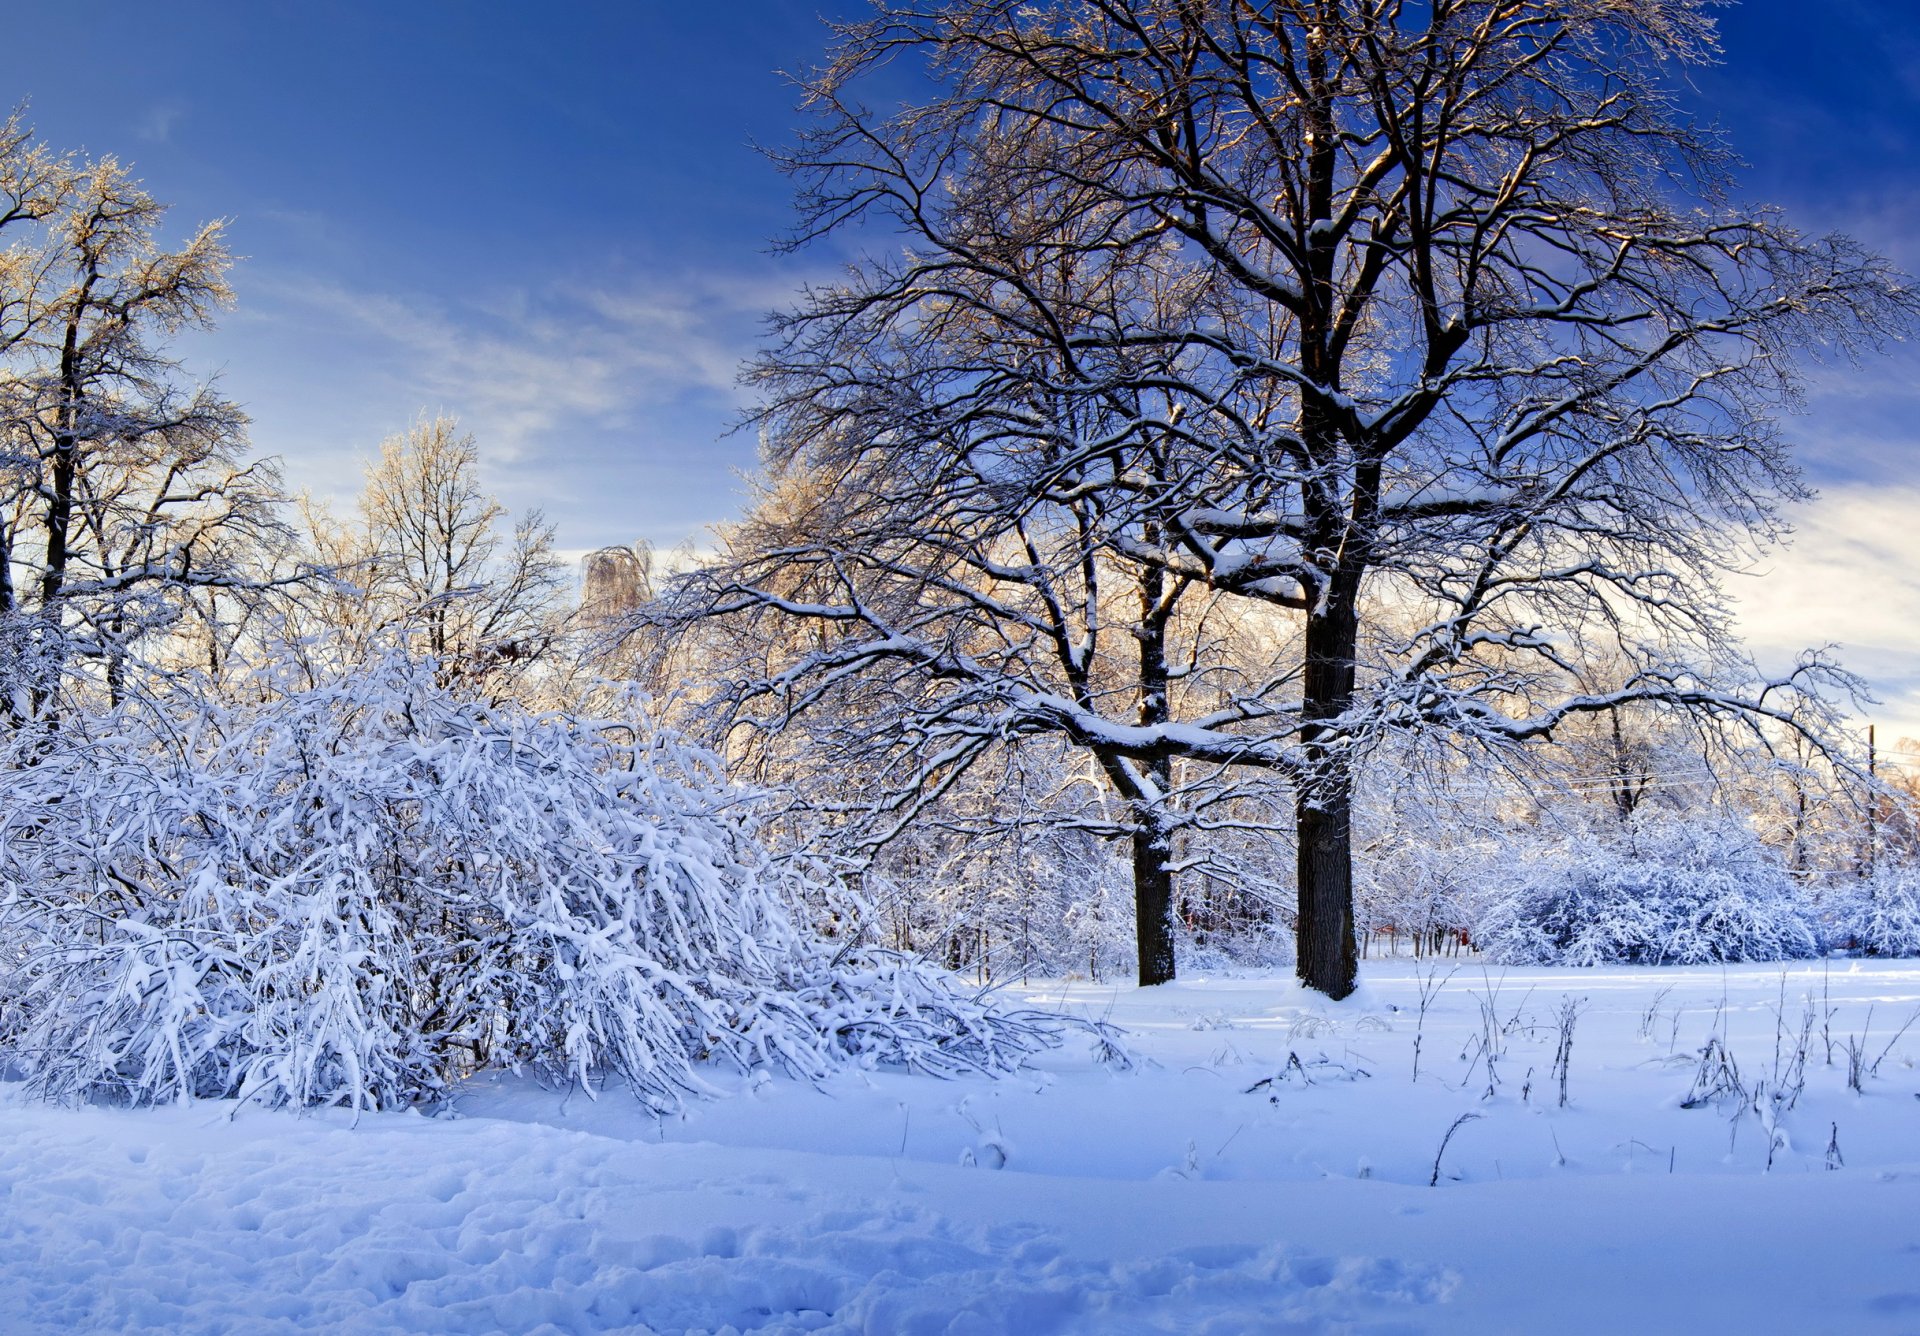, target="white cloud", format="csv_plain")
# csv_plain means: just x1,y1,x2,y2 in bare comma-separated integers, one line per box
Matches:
1731,484,1920,743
